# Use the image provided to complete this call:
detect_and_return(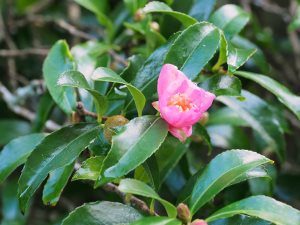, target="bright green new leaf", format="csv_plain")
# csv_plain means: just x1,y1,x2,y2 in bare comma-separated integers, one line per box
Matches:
18,123,100,213
235,71,300,120
58,70,108,121
206,195,300,225
96,116,168,186
189,150,272,214
0,133,45,183
61,201,143,225
42,40,76,114
92,67,145,116
42,162,74,206
119,179,177,218
143,1,197,27
72,156,104,181
209,4,250,39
